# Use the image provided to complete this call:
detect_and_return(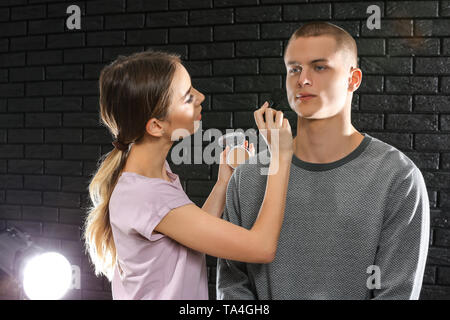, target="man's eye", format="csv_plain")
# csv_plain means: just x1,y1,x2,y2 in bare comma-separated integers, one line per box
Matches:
289,68,300,74
186,94,194,104
315,66,326,71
